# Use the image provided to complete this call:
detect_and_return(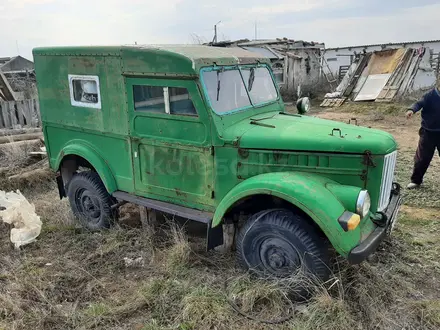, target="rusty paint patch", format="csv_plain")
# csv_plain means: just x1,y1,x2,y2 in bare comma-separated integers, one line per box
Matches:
175,188,188,197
